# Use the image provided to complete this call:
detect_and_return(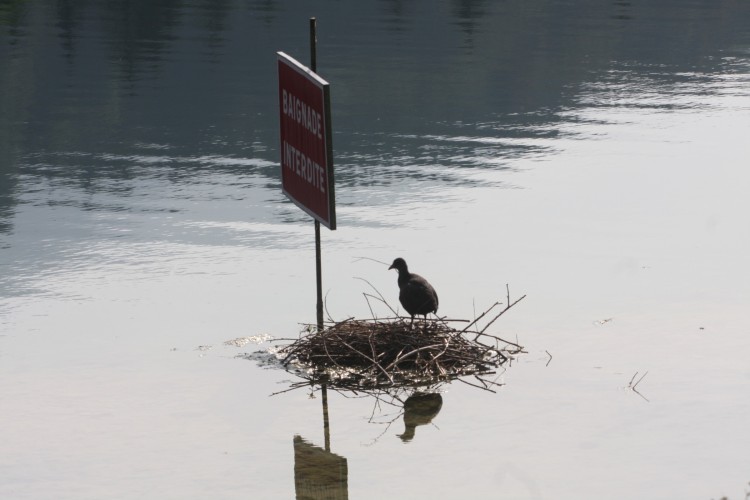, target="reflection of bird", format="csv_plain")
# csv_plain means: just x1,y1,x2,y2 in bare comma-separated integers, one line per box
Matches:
388,258,439,324
398,392,443,442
